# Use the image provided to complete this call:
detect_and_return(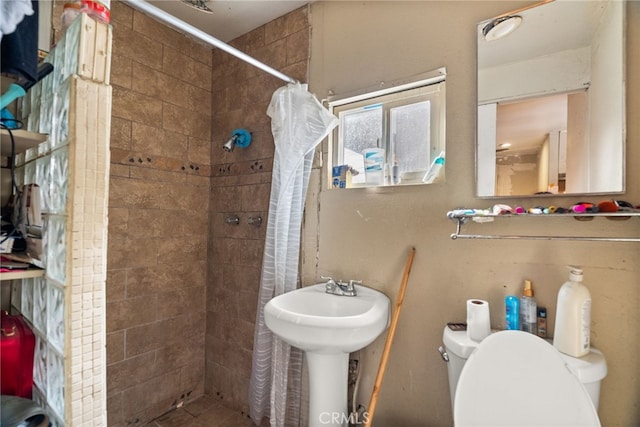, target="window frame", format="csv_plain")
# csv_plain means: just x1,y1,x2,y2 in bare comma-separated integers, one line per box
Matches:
326,68,446,189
